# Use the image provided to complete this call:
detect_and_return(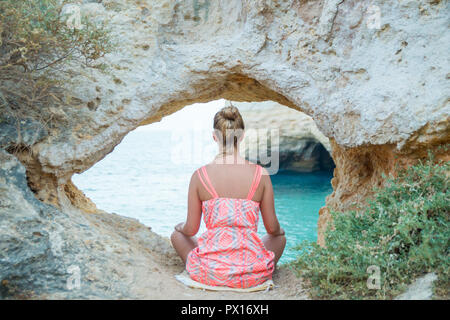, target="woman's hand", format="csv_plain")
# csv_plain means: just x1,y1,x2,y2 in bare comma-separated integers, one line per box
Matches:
271,227,285,236
174,222,185,233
